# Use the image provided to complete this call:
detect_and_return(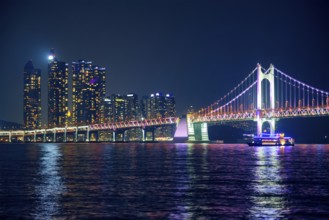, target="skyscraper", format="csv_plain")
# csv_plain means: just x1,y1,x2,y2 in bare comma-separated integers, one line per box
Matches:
48,49,69,128
103,93,141,122
72,60,106,125
142,92,176,140
94,65,106,124
23,60,41,129
103,94,126,123
140,95,149,119
164,93,176,117
125,93,140,121
141,92,176,119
